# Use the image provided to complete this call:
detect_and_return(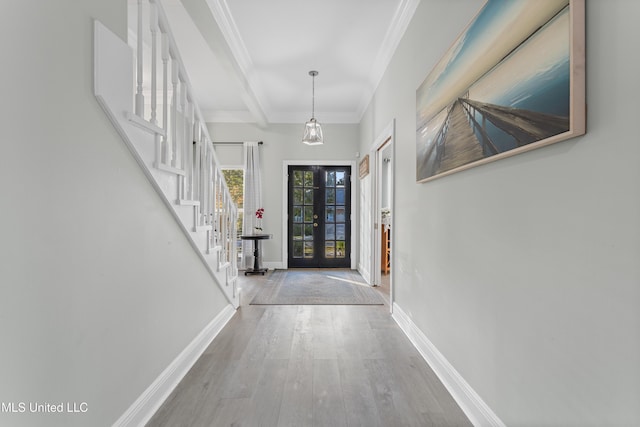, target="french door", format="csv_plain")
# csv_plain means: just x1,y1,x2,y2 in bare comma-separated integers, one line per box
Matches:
288,165,351,268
